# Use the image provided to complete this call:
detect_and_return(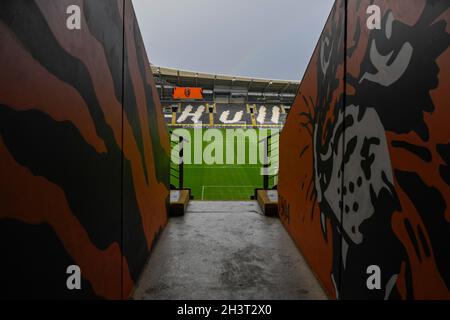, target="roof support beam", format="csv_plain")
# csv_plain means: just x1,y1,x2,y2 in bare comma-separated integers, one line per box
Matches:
281,82,291,94
248,79,254,91
263,81,273,93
